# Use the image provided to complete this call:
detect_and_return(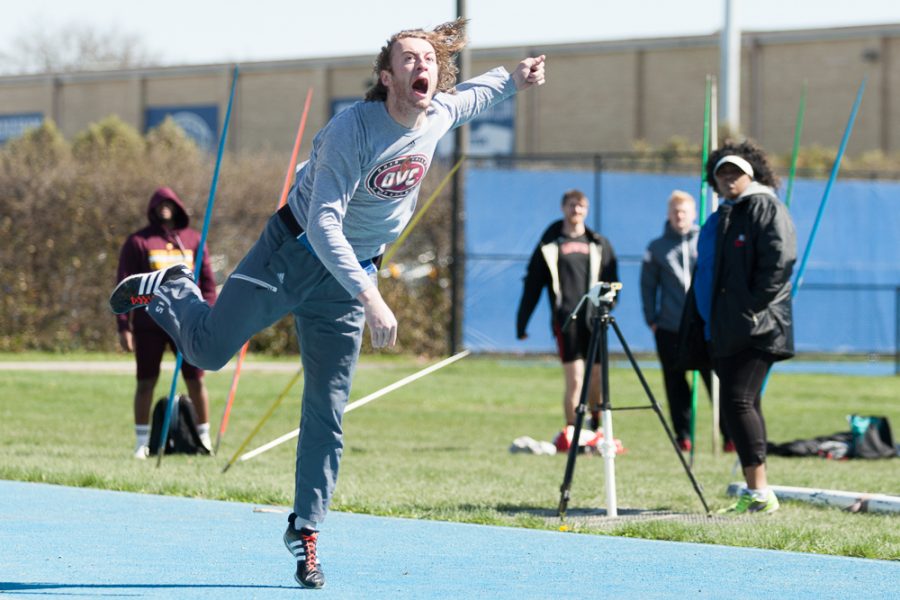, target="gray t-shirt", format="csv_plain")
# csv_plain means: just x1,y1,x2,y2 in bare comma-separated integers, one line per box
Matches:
286,67,516,297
